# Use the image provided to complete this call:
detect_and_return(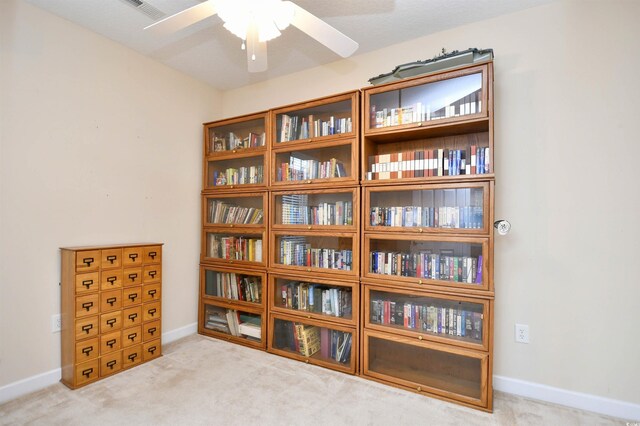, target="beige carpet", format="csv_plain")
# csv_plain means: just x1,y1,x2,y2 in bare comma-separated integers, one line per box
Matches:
0,334,624,425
